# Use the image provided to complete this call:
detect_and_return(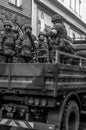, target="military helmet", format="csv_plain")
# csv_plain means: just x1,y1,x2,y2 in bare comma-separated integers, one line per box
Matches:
51,14,62,23
23,24,32,31
38,31,46,37
4,21,12,28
